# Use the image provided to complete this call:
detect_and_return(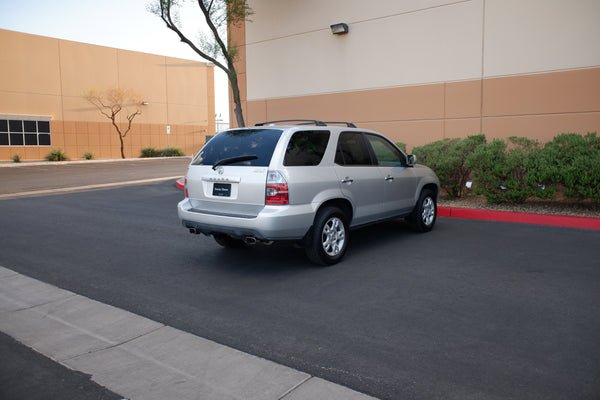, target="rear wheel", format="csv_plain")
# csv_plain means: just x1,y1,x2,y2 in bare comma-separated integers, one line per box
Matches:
408,189,437,232
213,234,245,248
305,206,349,265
